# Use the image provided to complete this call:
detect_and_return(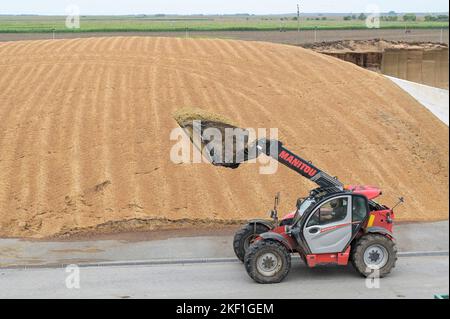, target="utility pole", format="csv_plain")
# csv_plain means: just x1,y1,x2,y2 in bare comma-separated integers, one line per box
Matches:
297,3,300,33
